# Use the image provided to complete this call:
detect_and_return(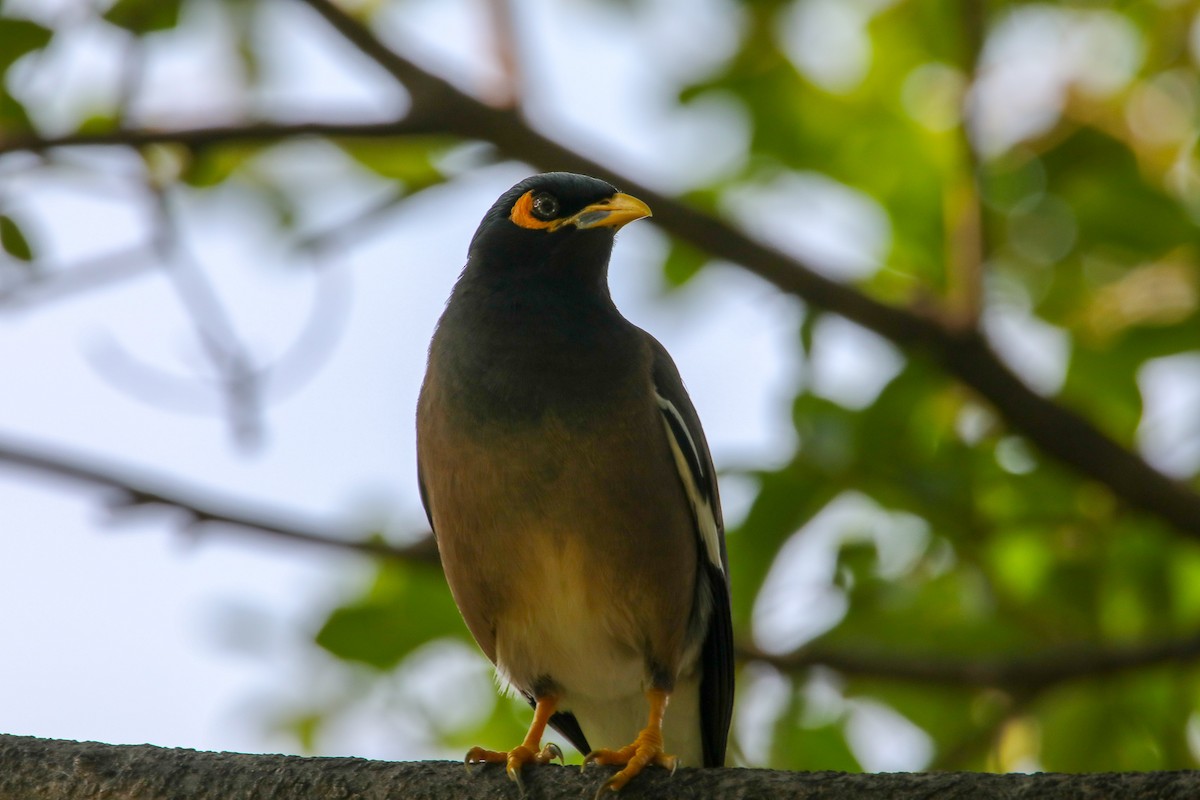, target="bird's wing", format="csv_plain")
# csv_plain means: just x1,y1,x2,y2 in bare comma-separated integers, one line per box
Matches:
417,459,434,531
648,337,734,768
